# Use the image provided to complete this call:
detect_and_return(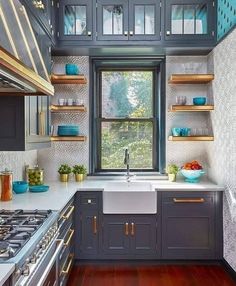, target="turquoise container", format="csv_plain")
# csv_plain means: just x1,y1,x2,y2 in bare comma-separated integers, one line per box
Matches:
65,64,79,75
13,181,28,194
